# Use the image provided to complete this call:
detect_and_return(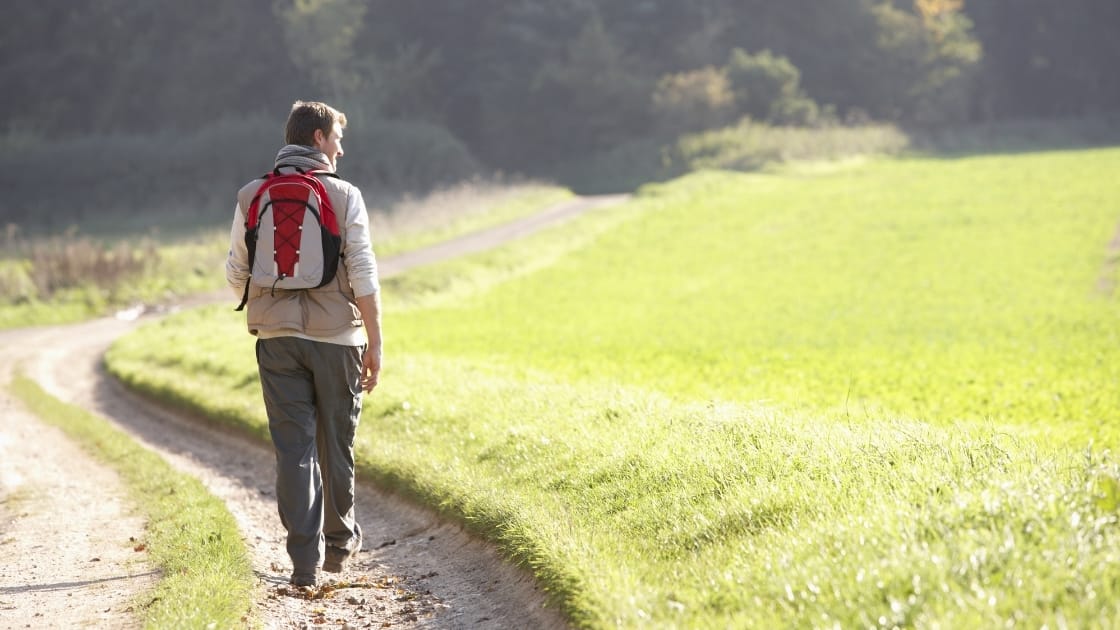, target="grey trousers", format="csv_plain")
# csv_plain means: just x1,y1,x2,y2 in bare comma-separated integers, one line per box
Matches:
256,336,364,572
